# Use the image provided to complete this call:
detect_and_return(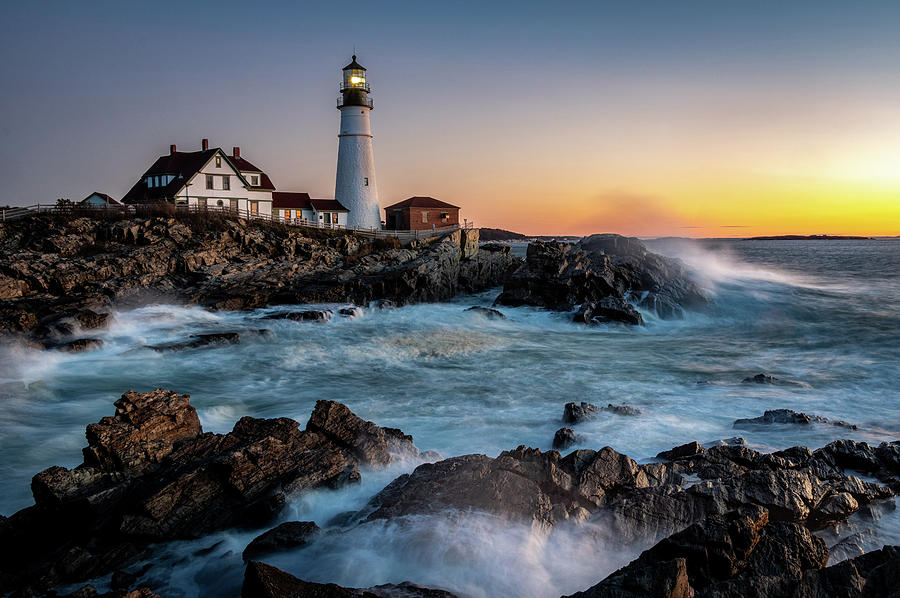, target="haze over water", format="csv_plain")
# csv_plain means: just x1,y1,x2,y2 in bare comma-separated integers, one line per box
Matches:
1,238,899,596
